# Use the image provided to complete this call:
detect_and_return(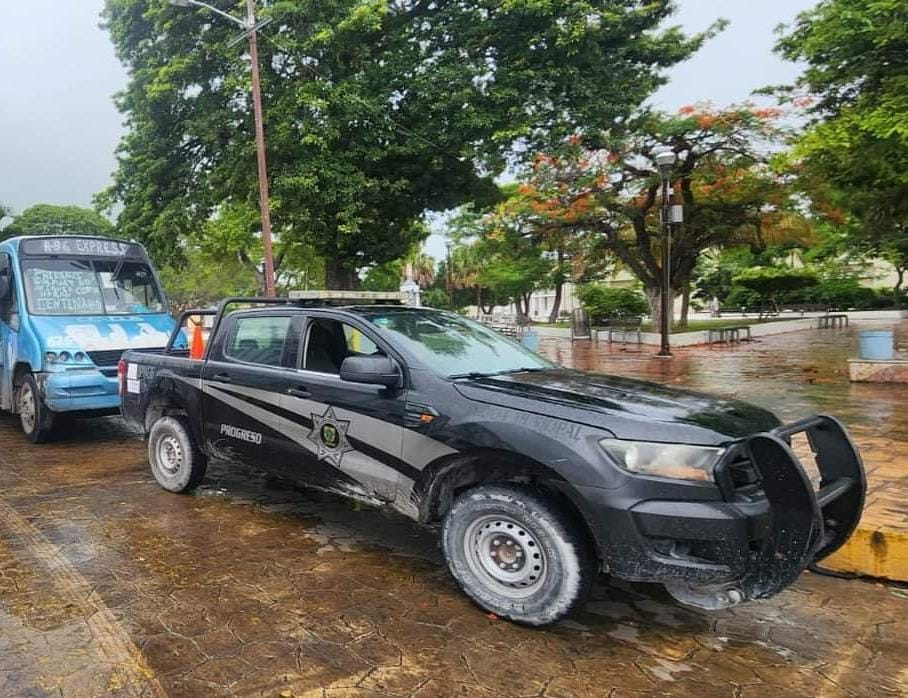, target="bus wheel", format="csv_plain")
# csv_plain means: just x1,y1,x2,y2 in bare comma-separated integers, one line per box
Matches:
18,374,55,444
